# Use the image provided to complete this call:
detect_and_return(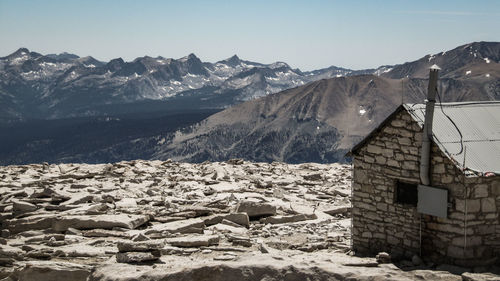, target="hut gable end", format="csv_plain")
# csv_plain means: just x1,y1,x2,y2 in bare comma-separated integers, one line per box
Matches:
351,103,500,266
